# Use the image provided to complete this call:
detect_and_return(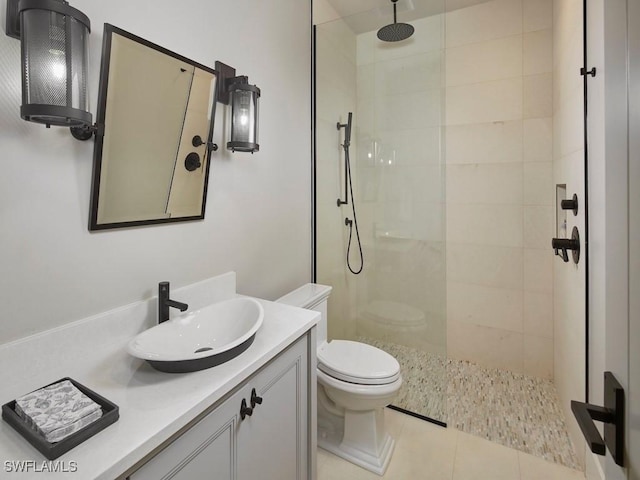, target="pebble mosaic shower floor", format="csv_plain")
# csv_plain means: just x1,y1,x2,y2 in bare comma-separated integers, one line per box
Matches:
359,337,581,470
